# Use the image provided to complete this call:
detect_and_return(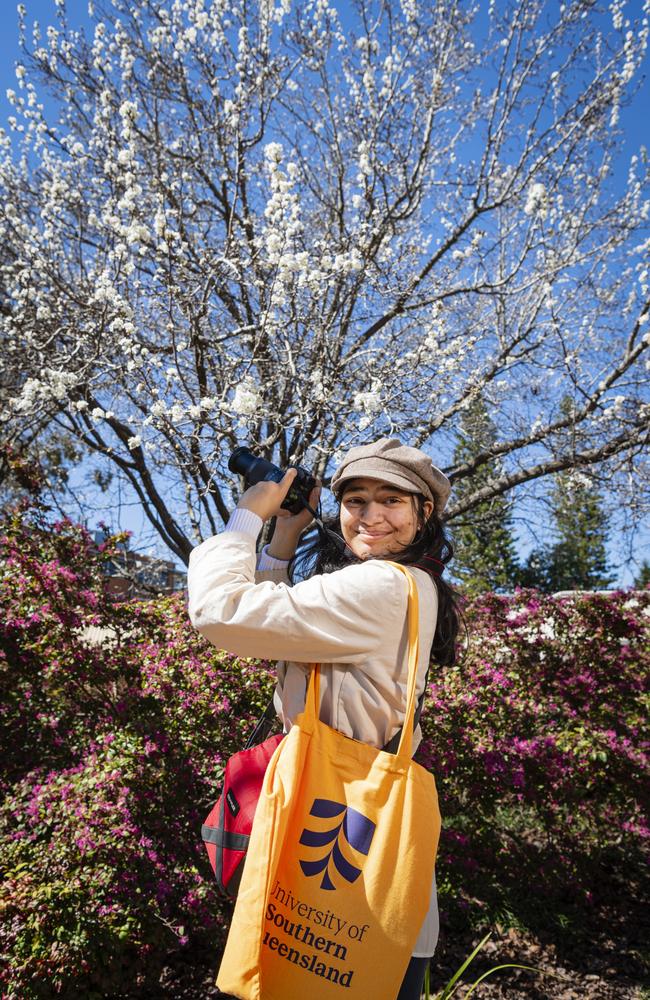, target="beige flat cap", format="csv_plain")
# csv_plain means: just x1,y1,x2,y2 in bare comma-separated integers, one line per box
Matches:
330,438,451,516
